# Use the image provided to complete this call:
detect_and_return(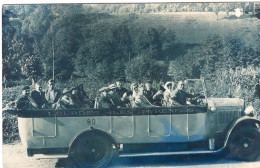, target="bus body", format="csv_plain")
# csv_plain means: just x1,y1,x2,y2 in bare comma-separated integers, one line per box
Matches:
19,106,208,153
